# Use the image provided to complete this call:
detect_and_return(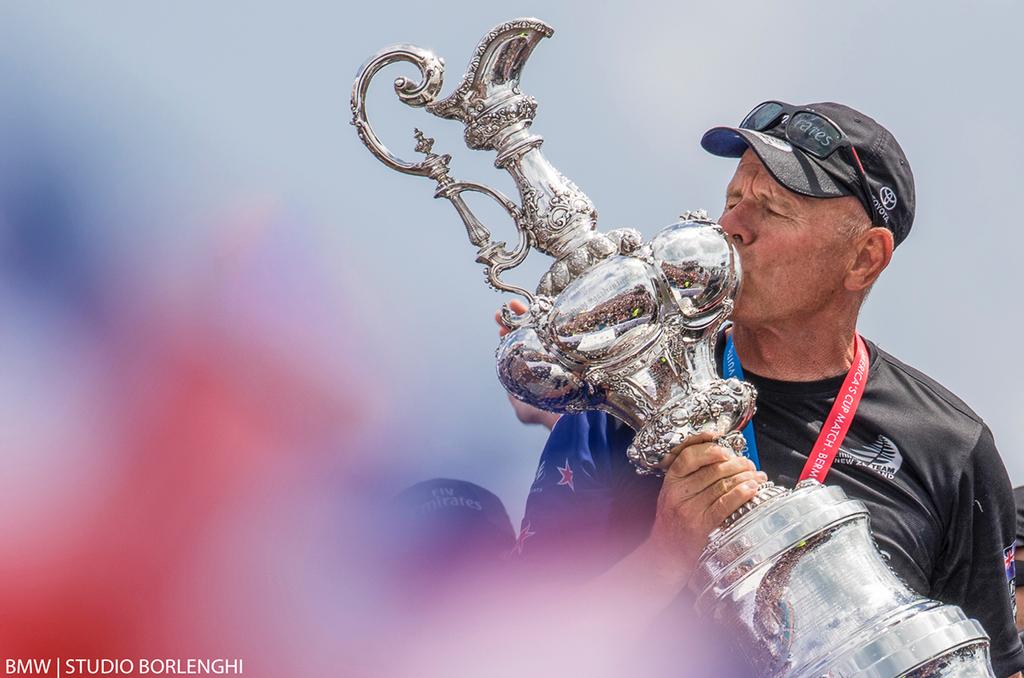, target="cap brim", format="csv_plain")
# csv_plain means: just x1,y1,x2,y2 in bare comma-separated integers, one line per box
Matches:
701,127,852,200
